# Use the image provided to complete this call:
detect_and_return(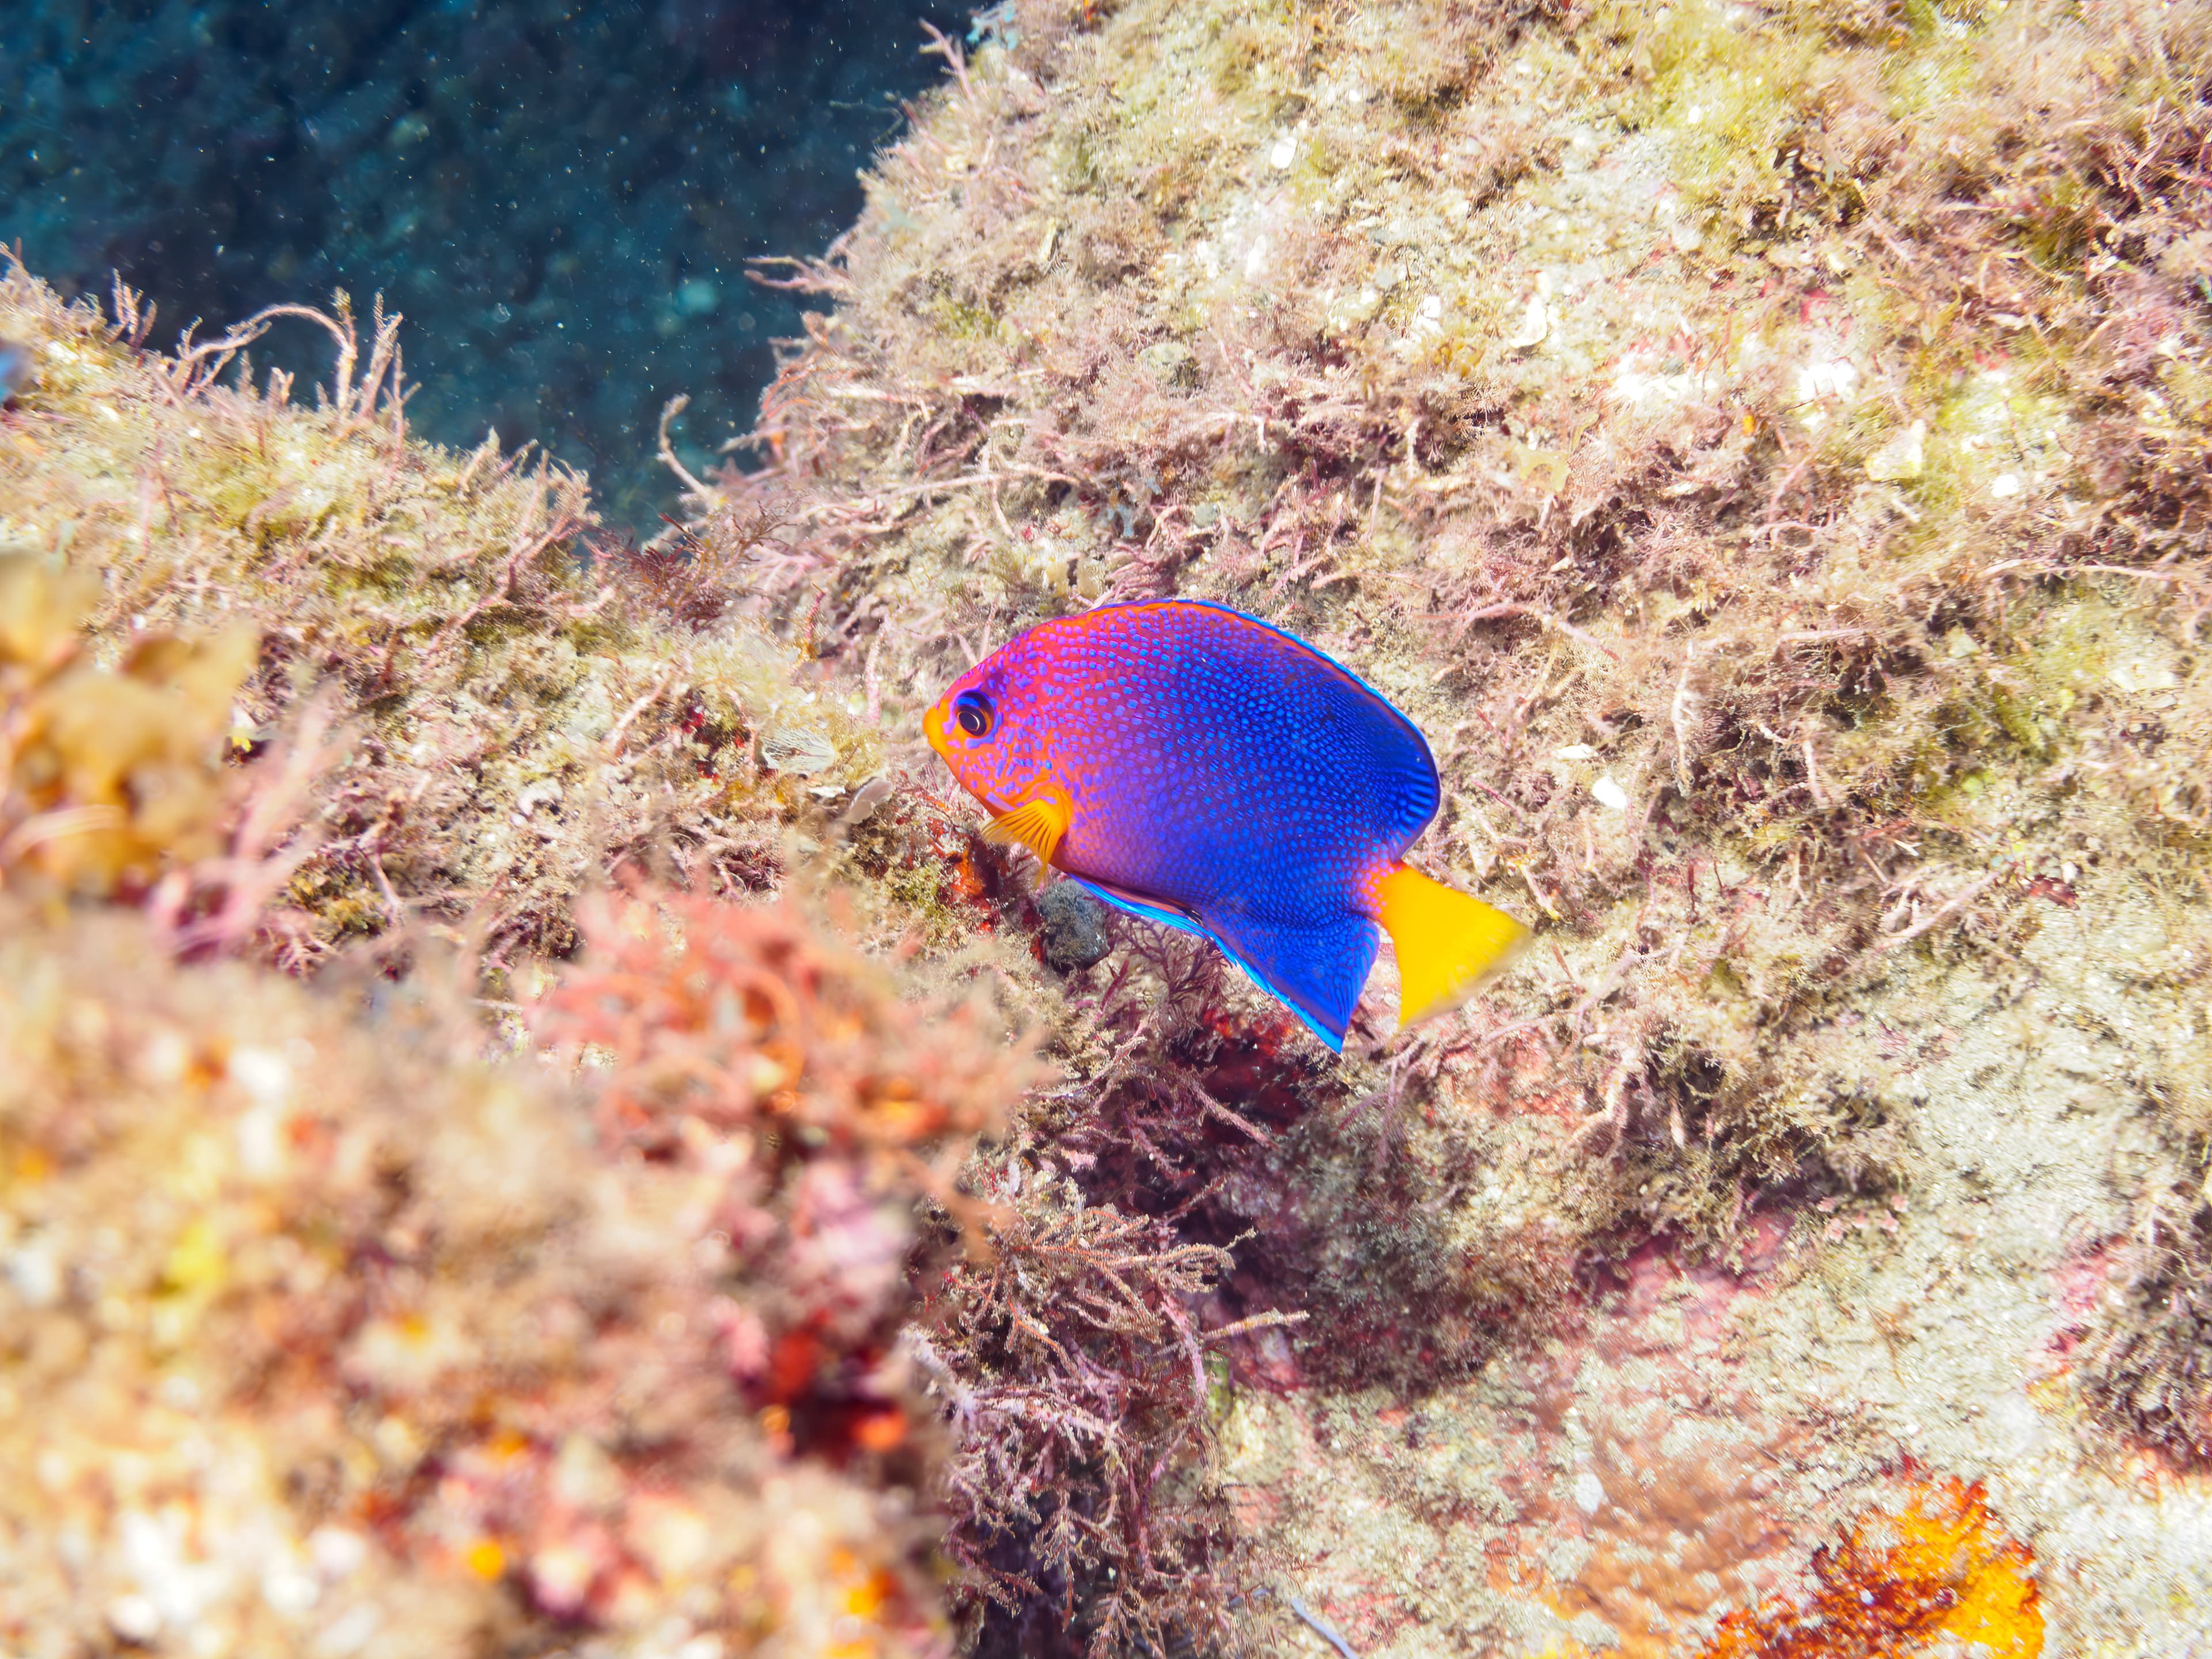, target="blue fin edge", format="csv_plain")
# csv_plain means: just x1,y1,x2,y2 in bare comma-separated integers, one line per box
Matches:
1070,878,1350,1055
